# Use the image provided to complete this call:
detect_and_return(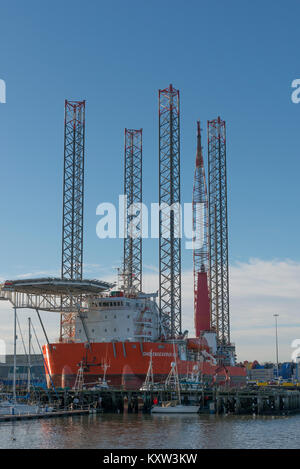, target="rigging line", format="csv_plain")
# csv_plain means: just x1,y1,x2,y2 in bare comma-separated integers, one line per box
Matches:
30,339,37,356
31,321,58,399
16,312,28,358
15,313,36,400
